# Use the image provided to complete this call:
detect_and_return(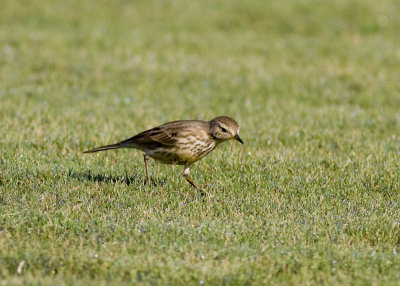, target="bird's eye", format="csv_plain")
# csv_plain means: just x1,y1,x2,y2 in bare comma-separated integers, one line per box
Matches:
221,127,227,133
